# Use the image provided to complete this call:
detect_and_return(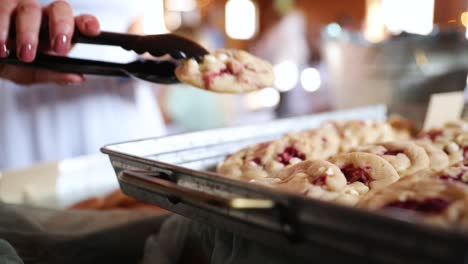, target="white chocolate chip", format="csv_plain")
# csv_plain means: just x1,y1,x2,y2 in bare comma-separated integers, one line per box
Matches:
317,166,326,174
446,171,457,178
462,172,468,182
343,130,353,138
445,142,460,154
289,157,302,165
349,182,370,194
344,188,359,196
397,191,412,201
217,53,229,62
270,161,284,171
325,167,334,175
186,59,200,72
295,172,308,178
204,55,217,63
